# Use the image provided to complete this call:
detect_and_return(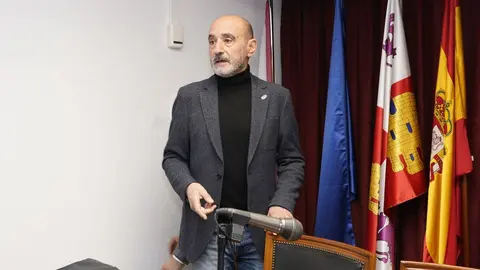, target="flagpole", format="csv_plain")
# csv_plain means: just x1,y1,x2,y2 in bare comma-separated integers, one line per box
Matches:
461,174,470,266
268,0,275,83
